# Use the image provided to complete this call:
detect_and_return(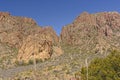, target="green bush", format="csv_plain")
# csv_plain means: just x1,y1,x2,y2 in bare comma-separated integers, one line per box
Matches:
28,59,34,65
15,60,27,66
36,58,43,63
81,50,120,80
